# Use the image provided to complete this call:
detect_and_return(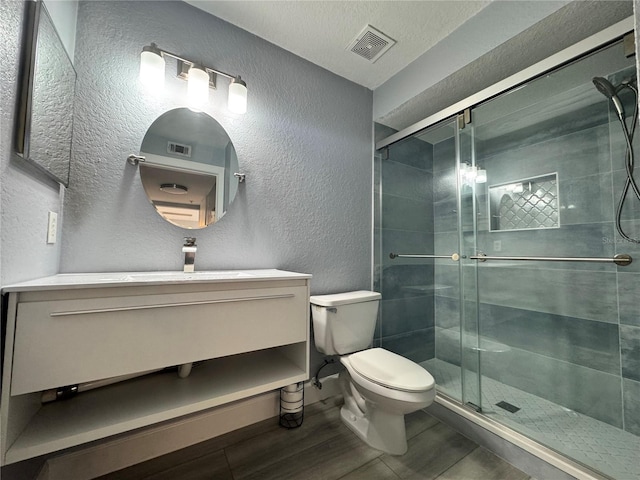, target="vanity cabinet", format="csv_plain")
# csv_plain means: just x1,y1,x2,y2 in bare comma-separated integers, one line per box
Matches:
1,270,311,465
